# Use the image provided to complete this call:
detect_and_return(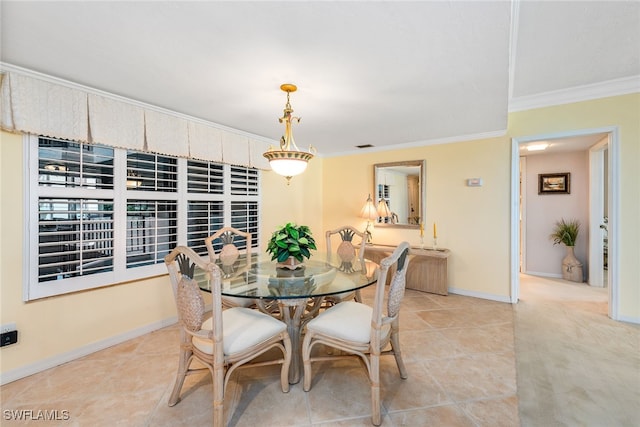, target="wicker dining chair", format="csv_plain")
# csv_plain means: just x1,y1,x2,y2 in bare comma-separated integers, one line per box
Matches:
323,225,367,305
205,226,257,309
165,246,292,426
301,241,411,426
